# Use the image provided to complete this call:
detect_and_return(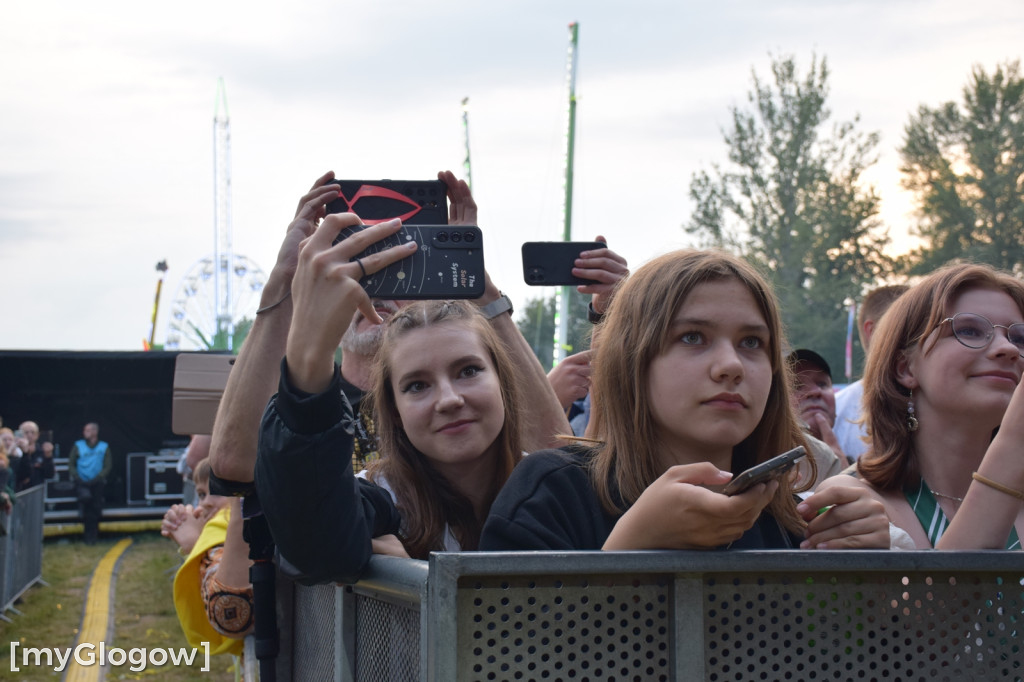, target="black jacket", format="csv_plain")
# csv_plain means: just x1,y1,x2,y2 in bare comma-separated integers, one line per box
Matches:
254,360,402,585
16,446,55,491
480,447,800,551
